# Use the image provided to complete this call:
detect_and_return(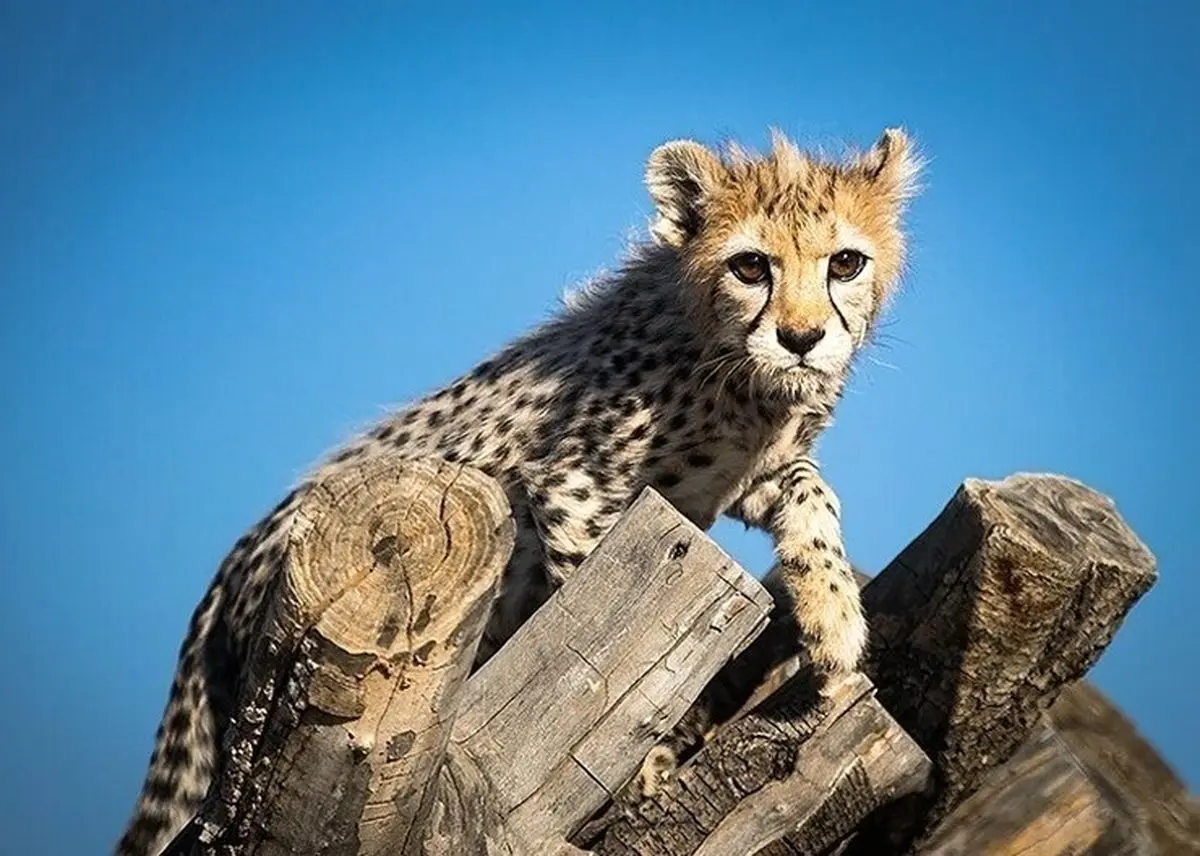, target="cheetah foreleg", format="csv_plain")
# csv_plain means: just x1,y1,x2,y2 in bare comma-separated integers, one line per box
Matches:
731,459,867,677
